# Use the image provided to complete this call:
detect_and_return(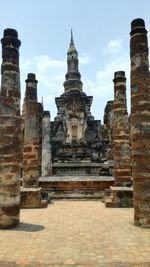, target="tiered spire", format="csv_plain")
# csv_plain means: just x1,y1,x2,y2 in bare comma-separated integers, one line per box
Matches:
63,30,83,92
67,29,77,54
